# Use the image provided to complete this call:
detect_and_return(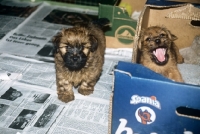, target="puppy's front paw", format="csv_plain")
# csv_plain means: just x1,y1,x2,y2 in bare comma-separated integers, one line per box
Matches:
78,87,94,95
57,91,74,103
176,55,184,64
78,83,94,95
57,83,74,103
168,72,184,83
